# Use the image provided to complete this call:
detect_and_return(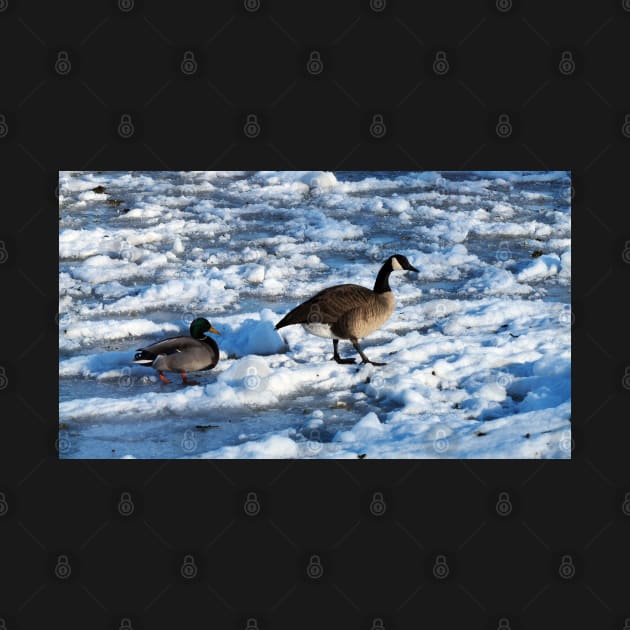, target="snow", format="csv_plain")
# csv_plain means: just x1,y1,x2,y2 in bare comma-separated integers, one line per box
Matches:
195,434,300,459
516,254,562,282
59,170,571,459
